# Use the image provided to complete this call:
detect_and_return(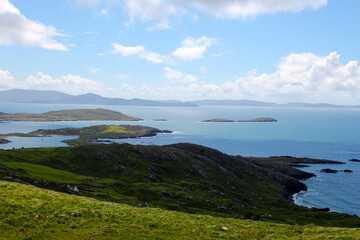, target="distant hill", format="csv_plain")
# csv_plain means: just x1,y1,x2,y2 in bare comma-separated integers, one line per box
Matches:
0,89,358,108
188,99,277,106
188,99,359,108
0,89,196,107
